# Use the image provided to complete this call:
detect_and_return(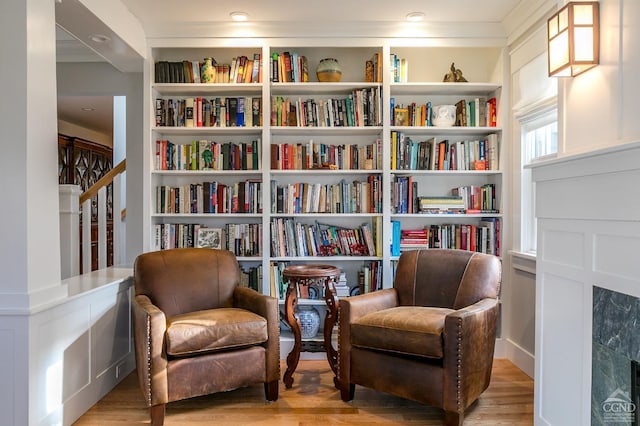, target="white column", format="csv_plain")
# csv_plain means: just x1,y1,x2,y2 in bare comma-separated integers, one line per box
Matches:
59,185,82,279
0,0,66,310
0,1,65,424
